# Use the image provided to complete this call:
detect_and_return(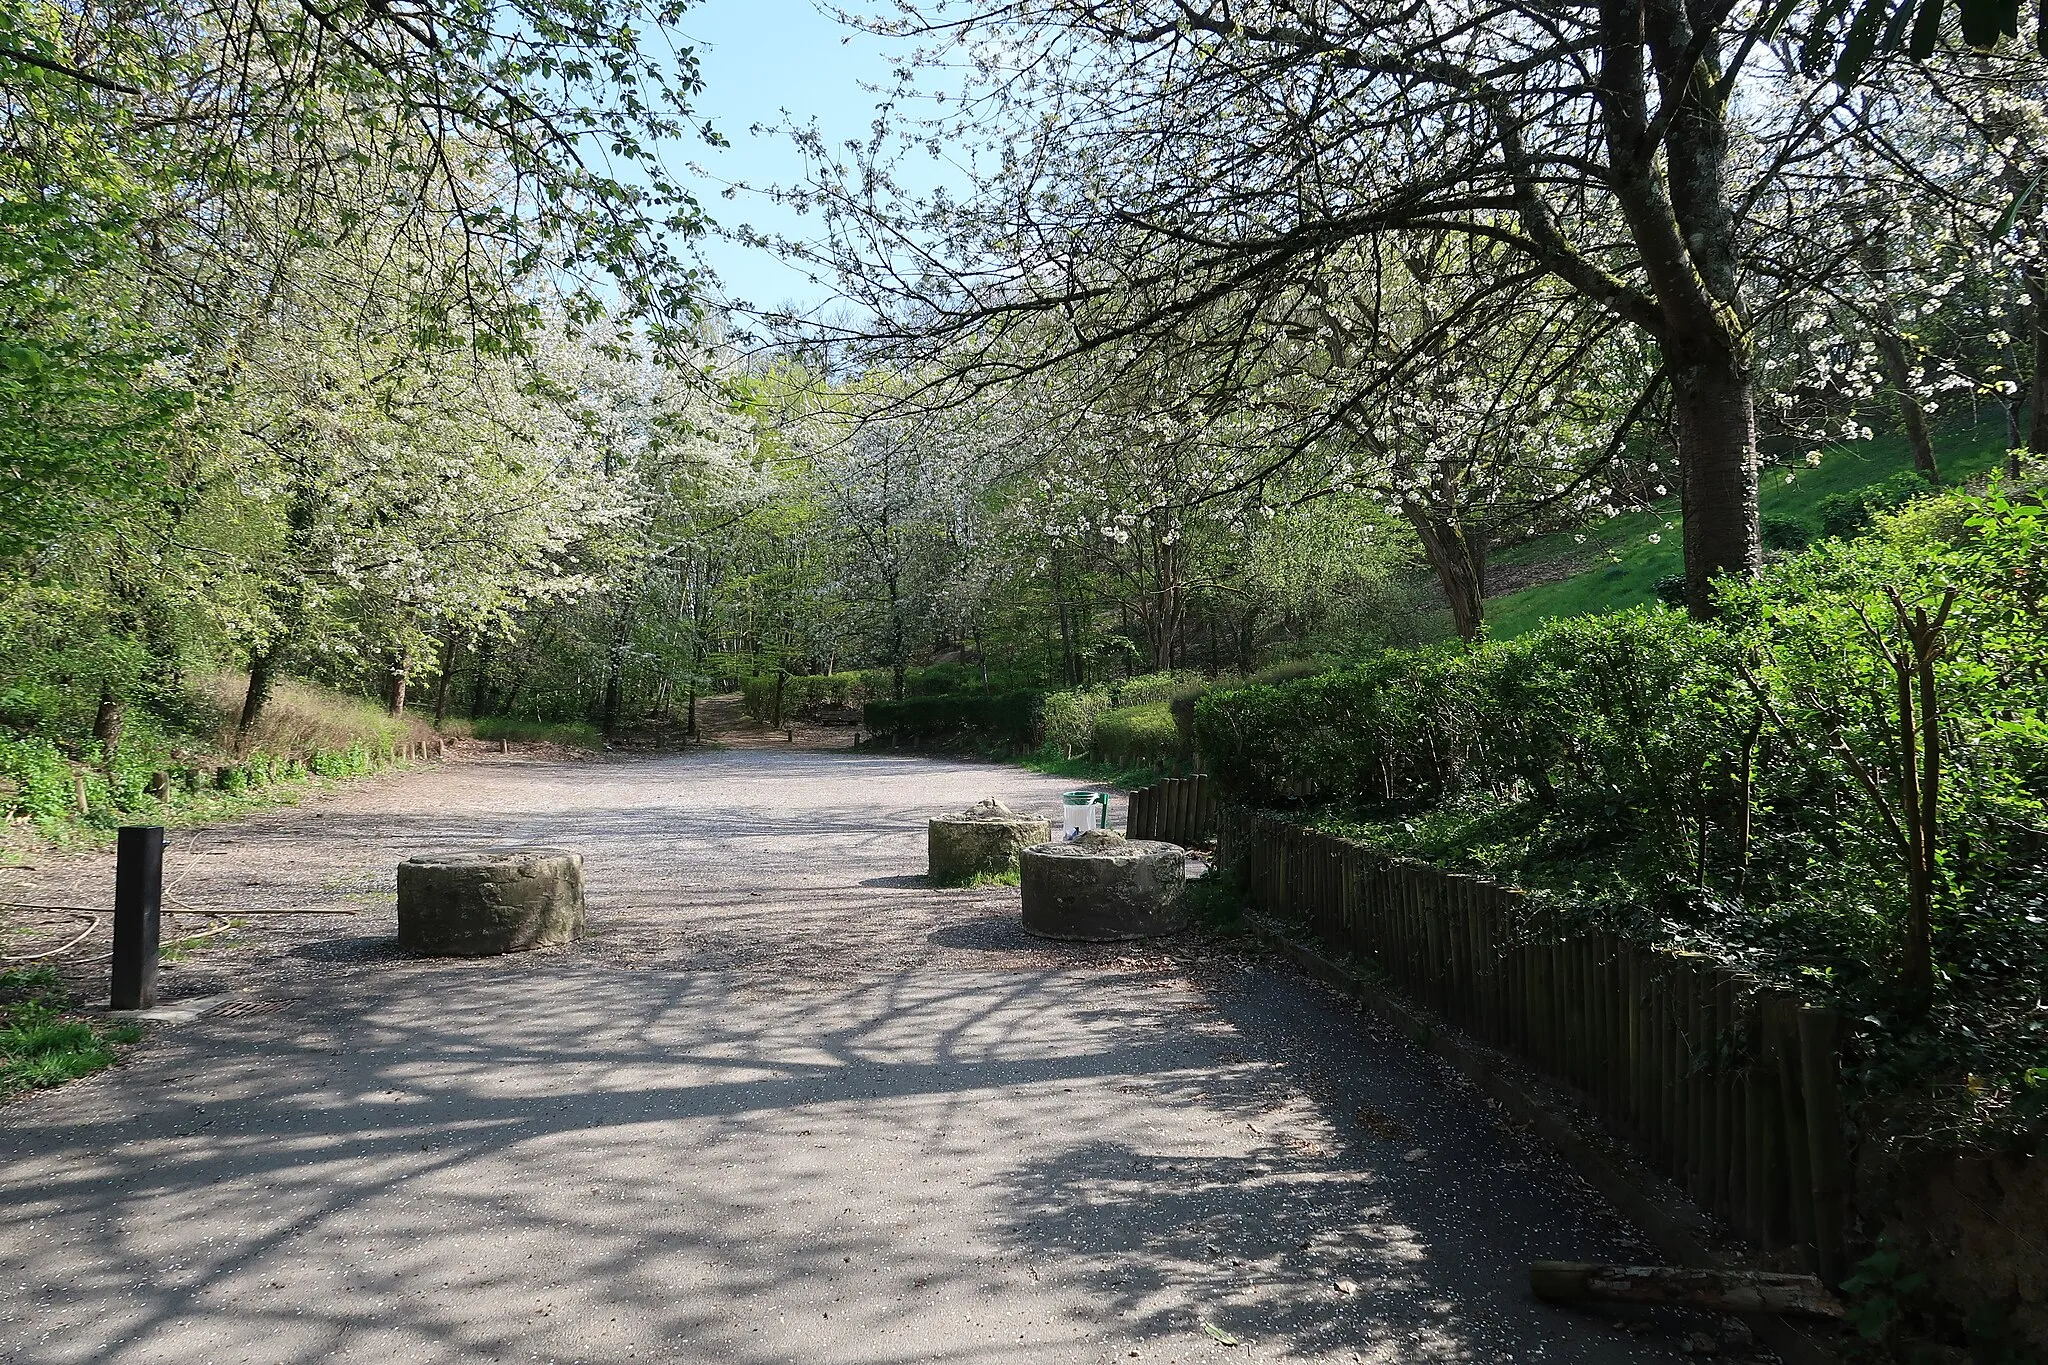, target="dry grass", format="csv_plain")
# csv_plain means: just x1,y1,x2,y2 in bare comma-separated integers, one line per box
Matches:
199,675,436,760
